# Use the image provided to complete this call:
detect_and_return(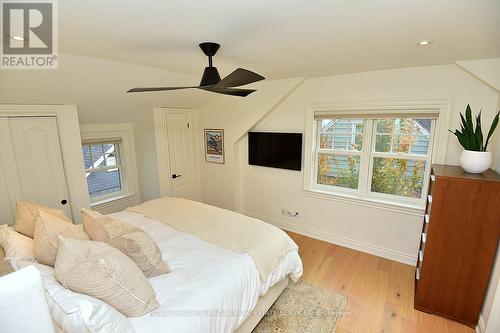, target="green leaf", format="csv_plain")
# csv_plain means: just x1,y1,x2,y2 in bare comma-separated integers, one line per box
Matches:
454,131,467,149
475,111,483,150
460,113,468,132
465,104,474,134
484,110,500,151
